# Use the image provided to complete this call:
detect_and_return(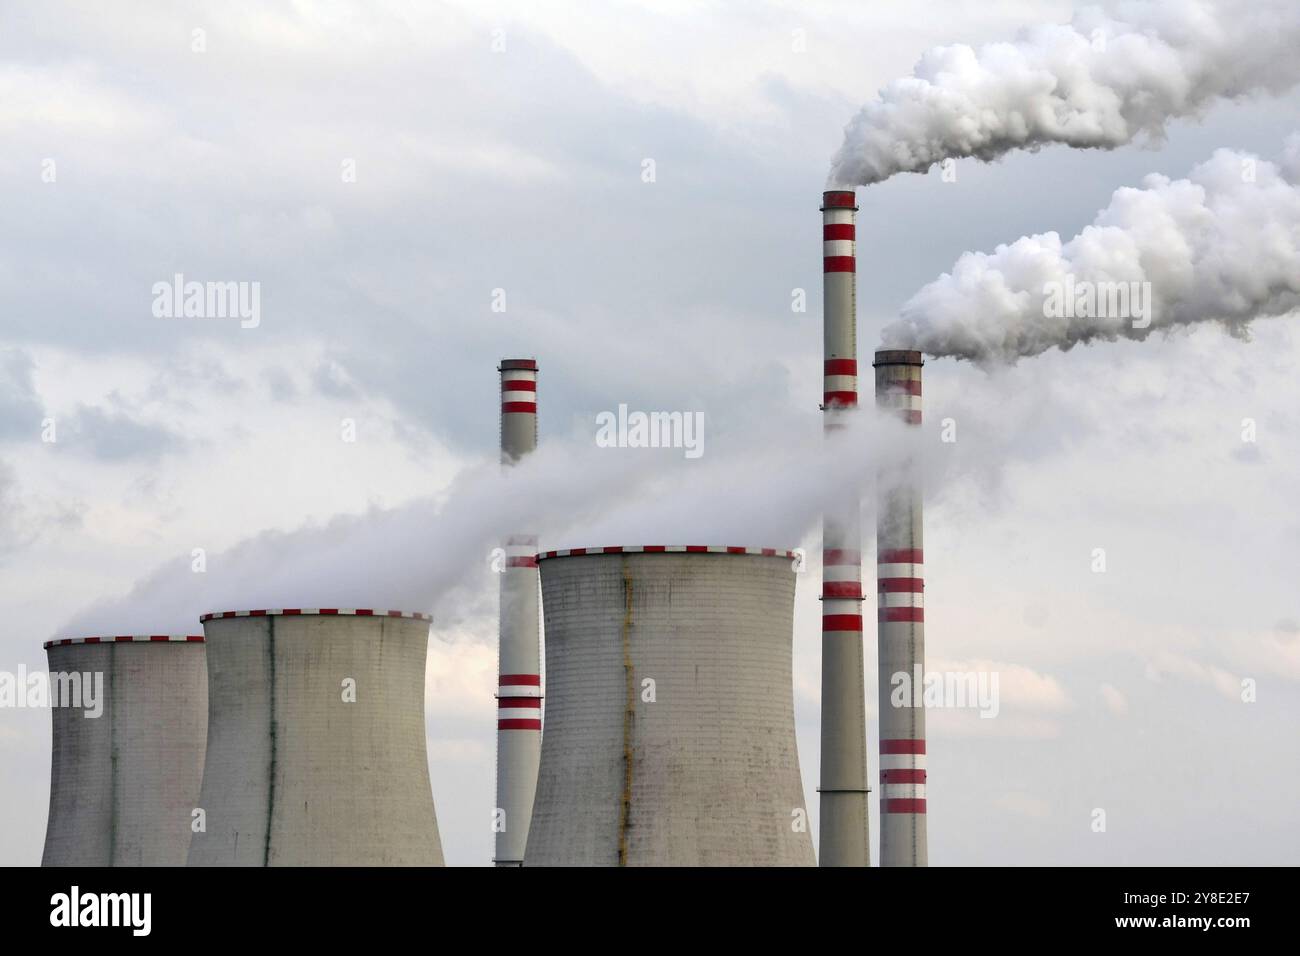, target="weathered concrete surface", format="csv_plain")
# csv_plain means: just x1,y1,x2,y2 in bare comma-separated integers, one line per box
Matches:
187,612,442,866
42,641,207,866
526,551,815,866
